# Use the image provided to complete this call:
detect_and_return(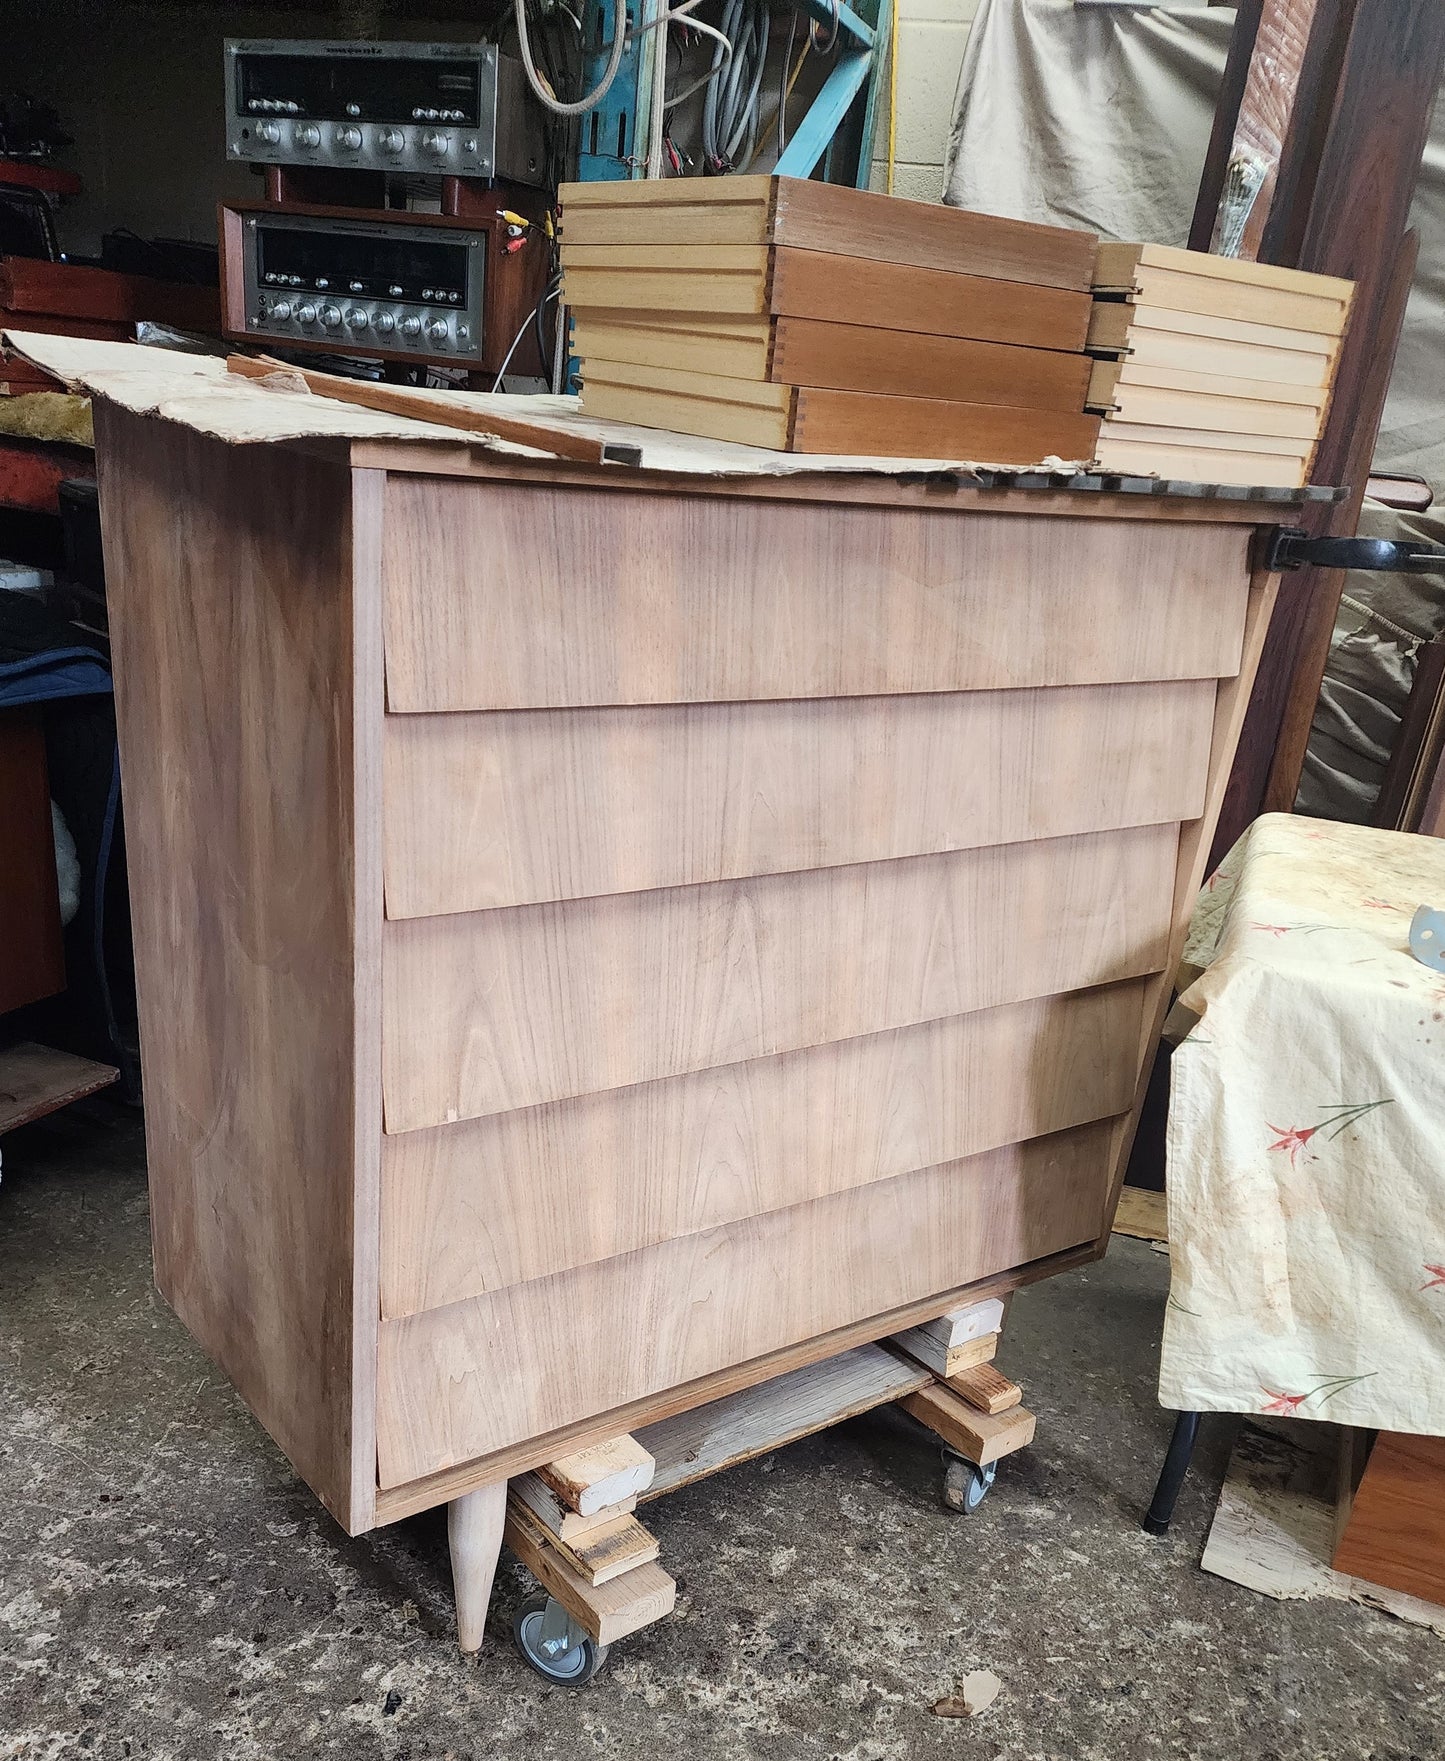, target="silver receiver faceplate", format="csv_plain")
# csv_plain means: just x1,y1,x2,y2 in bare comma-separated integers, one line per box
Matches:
238,211,488,366
225,40,546,186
